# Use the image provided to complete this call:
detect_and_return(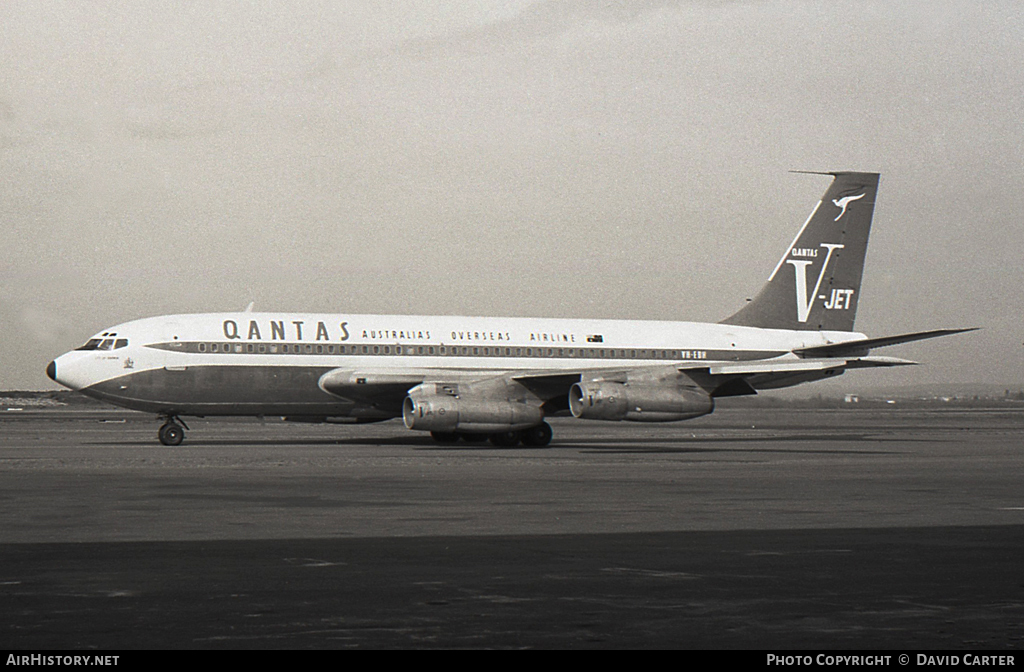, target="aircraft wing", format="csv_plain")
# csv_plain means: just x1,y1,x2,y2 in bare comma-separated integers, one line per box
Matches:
317,353,918,409
316,332,953,415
